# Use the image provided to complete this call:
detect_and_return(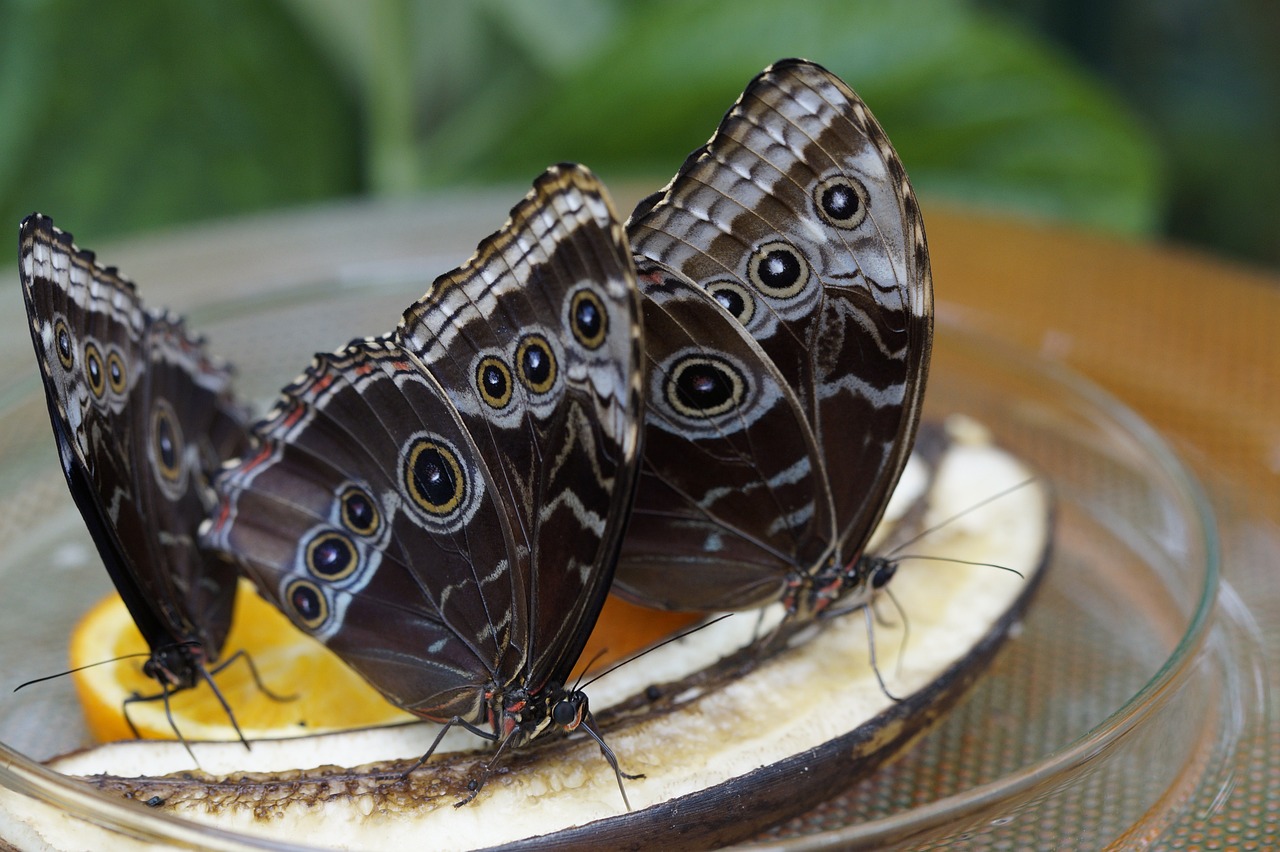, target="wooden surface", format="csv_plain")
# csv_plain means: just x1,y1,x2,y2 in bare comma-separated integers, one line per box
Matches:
924,205,1279,521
